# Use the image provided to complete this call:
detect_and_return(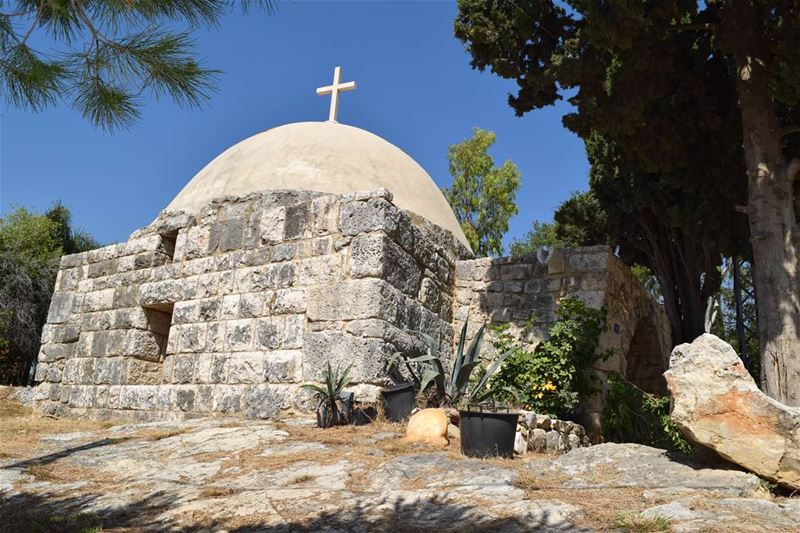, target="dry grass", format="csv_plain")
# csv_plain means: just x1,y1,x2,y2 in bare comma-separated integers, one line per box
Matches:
199,486,241,498
511,463,653,530
136,427,189,441
0,387,117,460
615,513,672,532
25,461,116,487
